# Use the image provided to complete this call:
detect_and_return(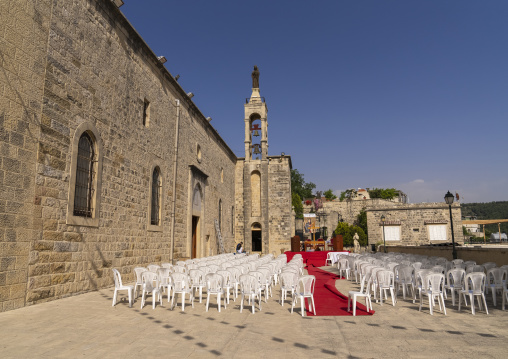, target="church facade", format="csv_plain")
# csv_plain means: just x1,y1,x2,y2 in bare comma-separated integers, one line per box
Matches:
0,0,291,312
